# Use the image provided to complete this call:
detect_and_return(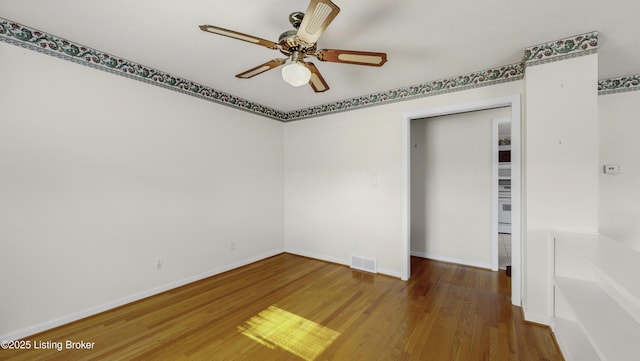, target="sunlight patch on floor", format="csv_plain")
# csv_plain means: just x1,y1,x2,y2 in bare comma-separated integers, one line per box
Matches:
238,305,340,361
